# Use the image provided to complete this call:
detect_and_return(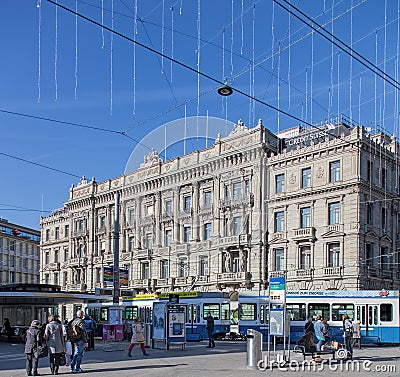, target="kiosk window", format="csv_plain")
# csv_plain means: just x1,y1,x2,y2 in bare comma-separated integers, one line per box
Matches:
286,303,306,321
332,304,354,321
308,304,329,321
100,308,109,321
203,304,220,320
124,307,138,320
380,304,393,322
239,303,257,320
